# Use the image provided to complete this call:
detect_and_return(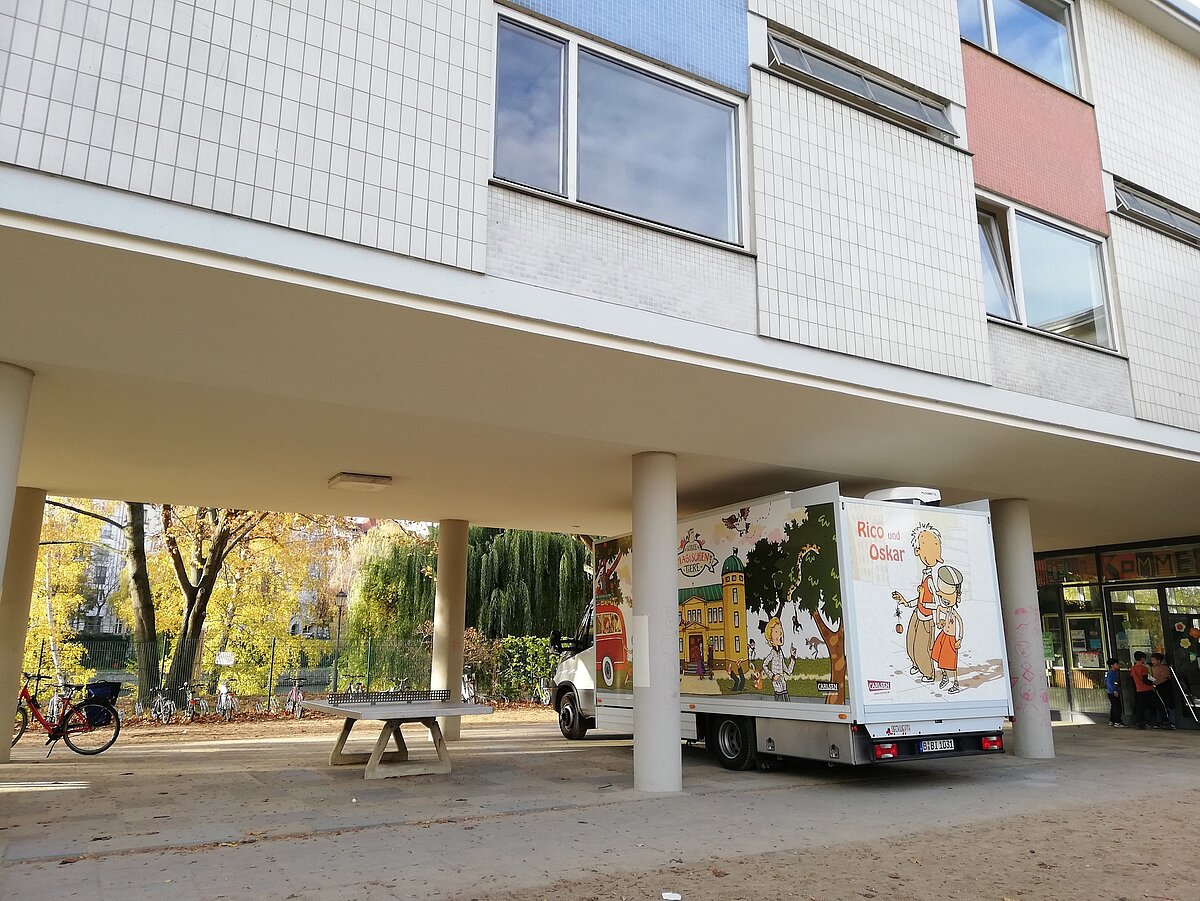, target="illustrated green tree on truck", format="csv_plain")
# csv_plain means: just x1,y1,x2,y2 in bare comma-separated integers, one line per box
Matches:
744,504,844,704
